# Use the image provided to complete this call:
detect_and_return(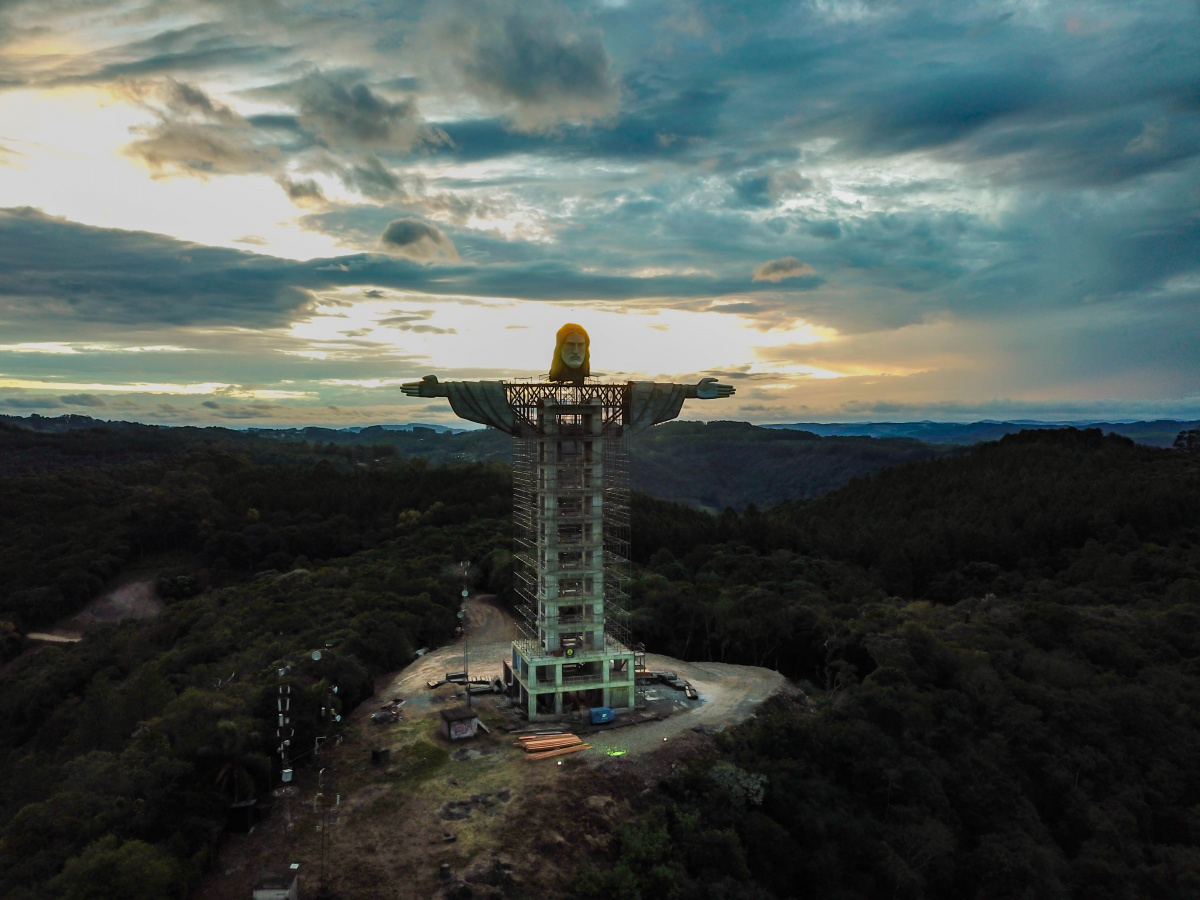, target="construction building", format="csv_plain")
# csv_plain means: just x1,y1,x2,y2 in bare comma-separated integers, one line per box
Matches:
400,324,734,721
509,385,635,720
